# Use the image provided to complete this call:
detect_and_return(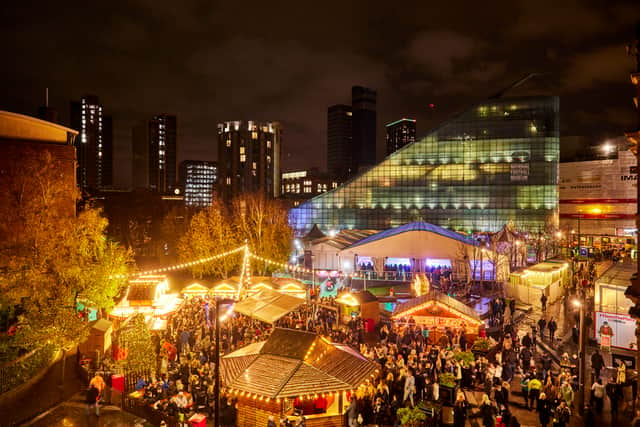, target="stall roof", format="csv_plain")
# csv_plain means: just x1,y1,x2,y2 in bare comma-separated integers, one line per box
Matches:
221,328,379,398
309,229,379,250
91,318,113,332
392,290,482,324
345,221,476,250
597,260,637,289
336,291,378,306
232,288,305,324
181,283,210,294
